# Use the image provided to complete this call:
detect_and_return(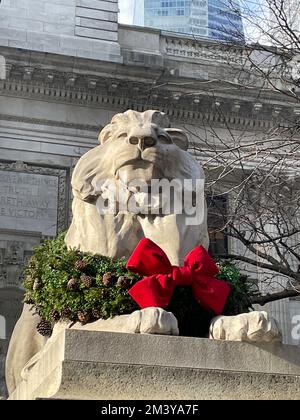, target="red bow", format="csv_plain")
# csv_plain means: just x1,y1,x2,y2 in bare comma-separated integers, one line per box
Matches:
126,238,231,315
